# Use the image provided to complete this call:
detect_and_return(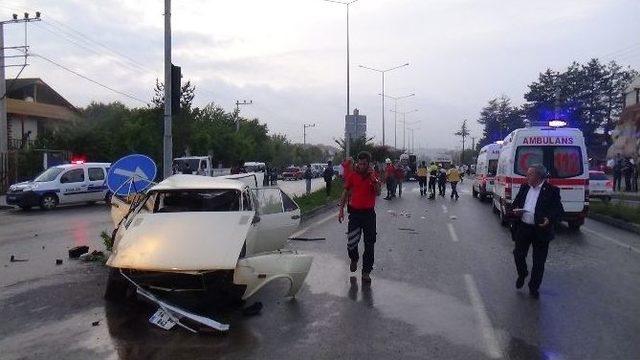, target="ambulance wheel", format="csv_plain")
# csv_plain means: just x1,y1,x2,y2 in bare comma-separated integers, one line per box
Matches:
479,192,487,202
568,221,582,231
104,268,131,302
40,194,58,210
472,188,478,198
